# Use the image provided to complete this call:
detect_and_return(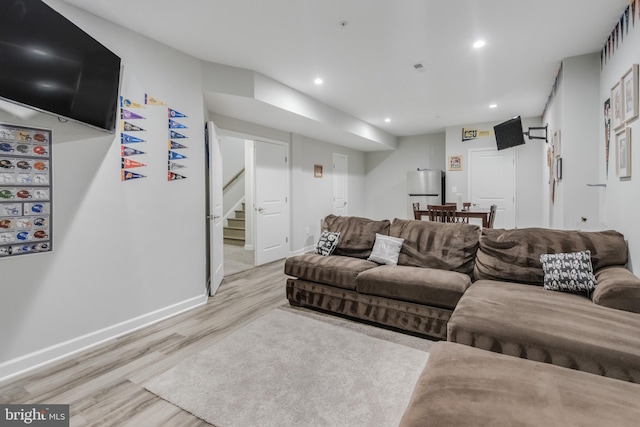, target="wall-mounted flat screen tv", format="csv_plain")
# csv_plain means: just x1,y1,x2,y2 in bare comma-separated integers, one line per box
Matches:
0,0,121,132
494,116,526,150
